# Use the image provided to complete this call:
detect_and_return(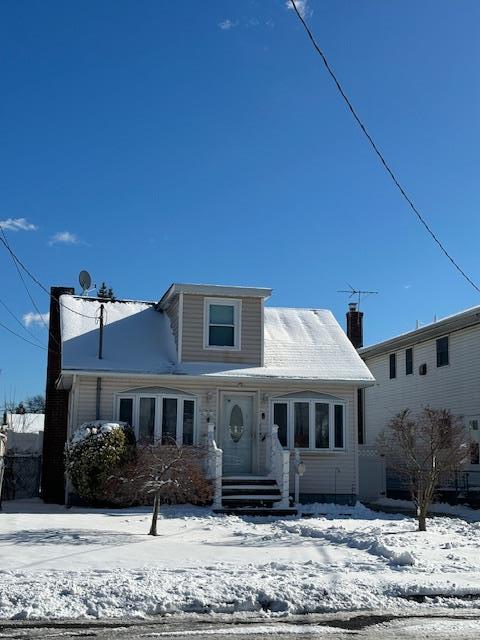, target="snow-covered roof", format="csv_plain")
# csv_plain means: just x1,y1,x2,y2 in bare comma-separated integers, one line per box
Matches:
6,413,44,433
360,304,480,359
59,295,374,384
